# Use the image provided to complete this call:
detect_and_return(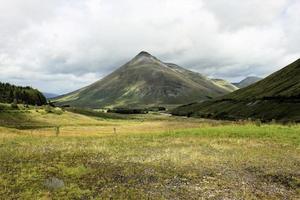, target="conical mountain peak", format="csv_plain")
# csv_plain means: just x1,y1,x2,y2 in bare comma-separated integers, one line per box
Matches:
129,51,160,66
136,51,152,57
54,52,237,108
